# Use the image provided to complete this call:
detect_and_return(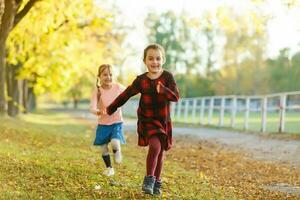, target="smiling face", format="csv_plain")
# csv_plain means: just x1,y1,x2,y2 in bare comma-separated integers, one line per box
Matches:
99,67,113,88
144,48,164,75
